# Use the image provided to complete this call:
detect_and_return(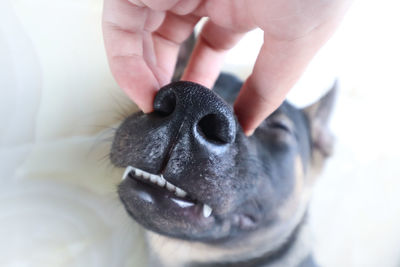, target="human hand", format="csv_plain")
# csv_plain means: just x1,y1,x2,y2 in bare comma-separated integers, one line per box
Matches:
103,0,351,135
